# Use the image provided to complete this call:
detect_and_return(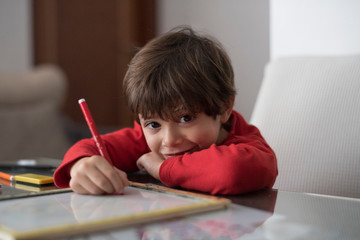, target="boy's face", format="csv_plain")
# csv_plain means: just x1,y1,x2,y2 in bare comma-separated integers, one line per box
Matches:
139,111,231,159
